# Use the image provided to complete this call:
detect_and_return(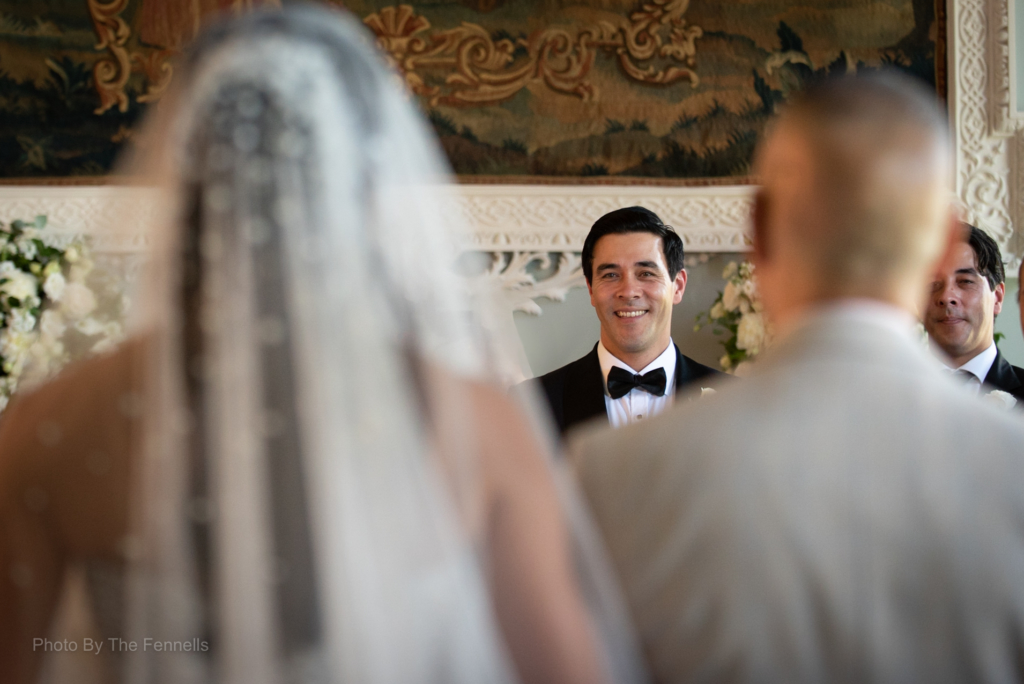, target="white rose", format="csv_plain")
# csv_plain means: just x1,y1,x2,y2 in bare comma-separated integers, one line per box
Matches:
61,282,97,320
736,312,766,353
0,329,33,374
39,310,66,340
722,261,739,279
15,236,37,260
64,245,80,263
742,278,758,299
722,281,741,312
75,317,105,336
0,266,38,303
43,272,65,302
8,308,36,333
709,301,726,319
